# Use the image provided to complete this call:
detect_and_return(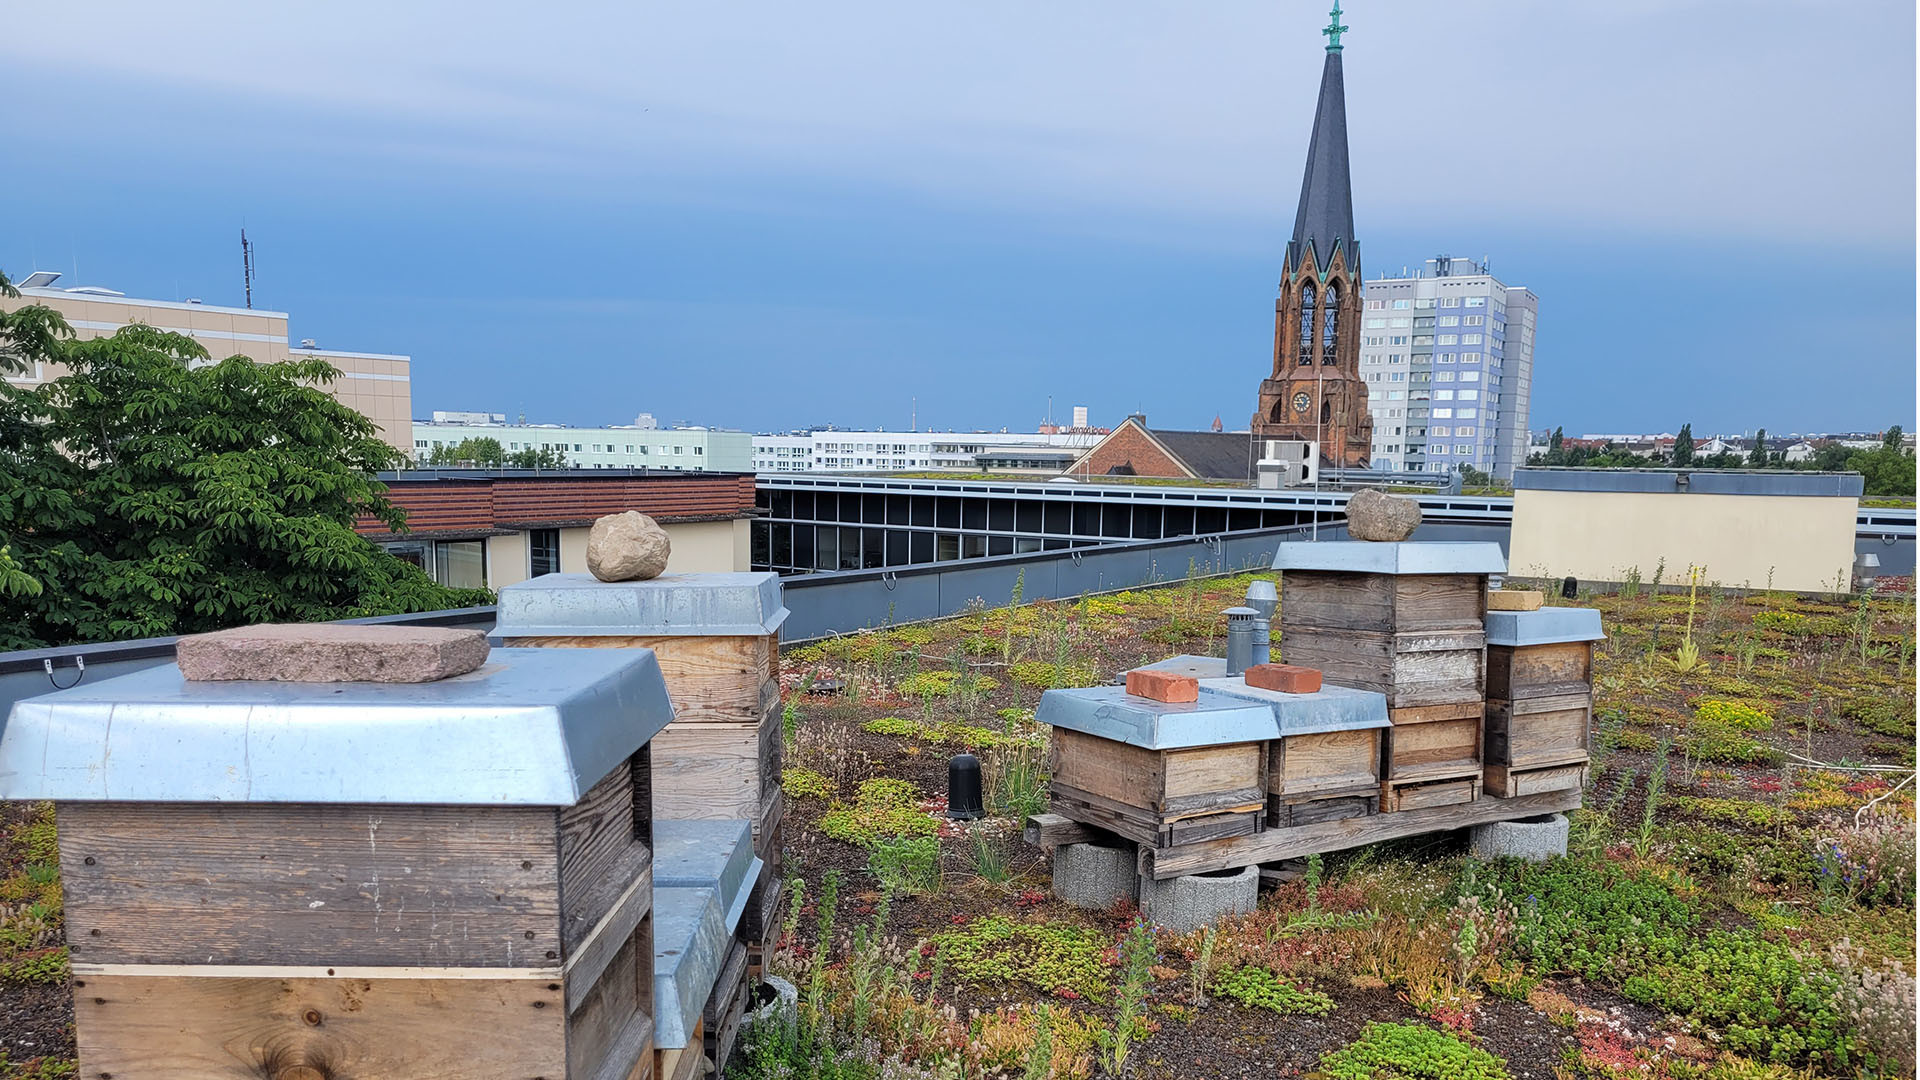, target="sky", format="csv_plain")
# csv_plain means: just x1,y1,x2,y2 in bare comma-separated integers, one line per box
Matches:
3,1,1914,437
